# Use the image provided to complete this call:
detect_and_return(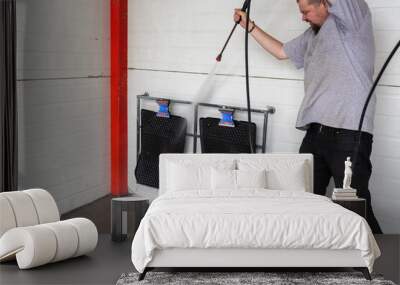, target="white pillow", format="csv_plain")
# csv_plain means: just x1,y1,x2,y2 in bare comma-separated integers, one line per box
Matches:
211,168,236,190
238,159,308,192
211,169,267,190
236,169,267,189
167,160,235,192
266,163,306,191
